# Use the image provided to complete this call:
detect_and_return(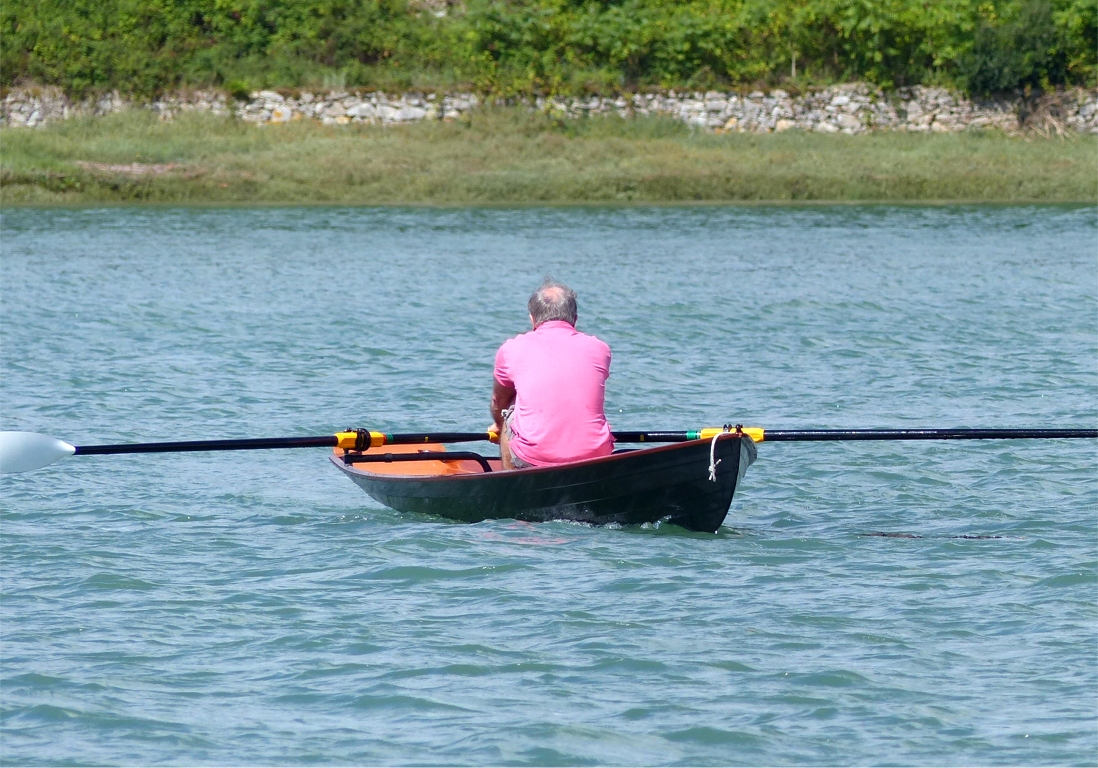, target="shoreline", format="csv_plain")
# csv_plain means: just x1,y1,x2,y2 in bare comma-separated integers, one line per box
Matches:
3,109,1095,206
4,200,1096,210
